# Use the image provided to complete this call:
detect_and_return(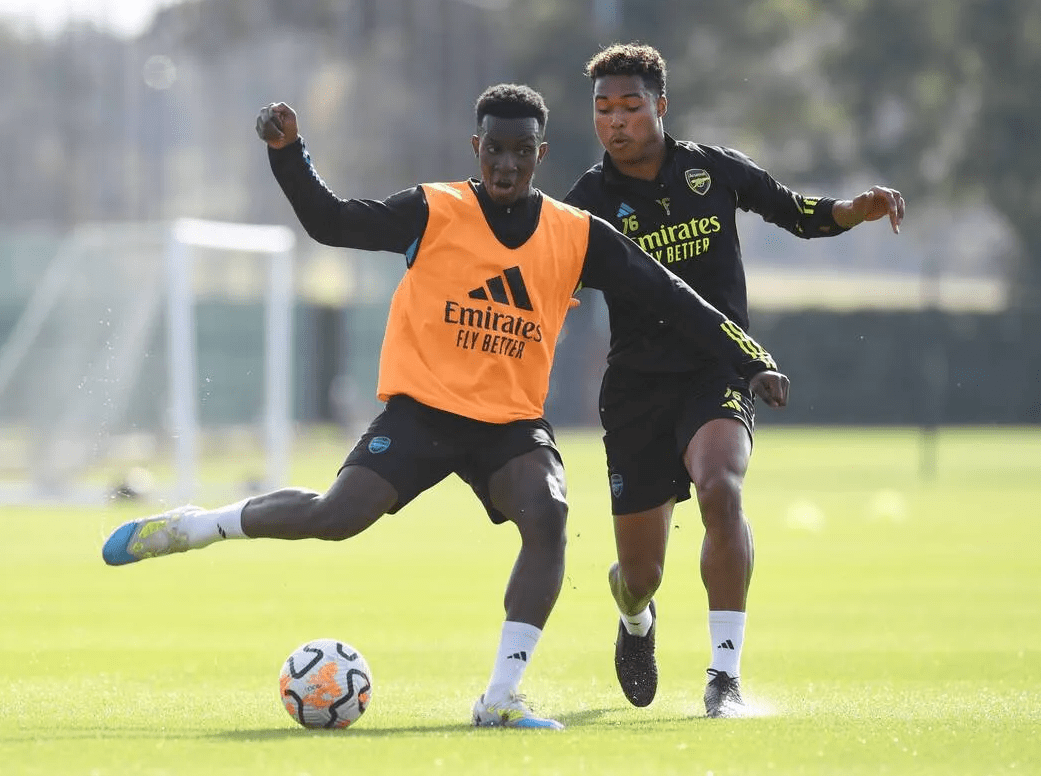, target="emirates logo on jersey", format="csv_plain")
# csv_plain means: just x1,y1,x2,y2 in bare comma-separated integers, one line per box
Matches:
443,266,544,360
685,168,711,195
